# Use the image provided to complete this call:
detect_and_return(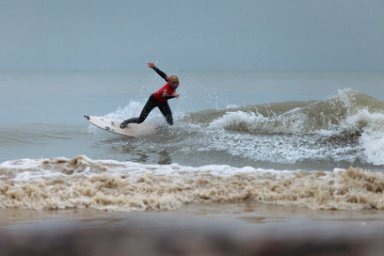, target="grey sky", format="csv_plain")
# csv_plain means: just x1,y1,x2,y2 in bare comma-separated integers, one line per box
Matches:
0,0,383,71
